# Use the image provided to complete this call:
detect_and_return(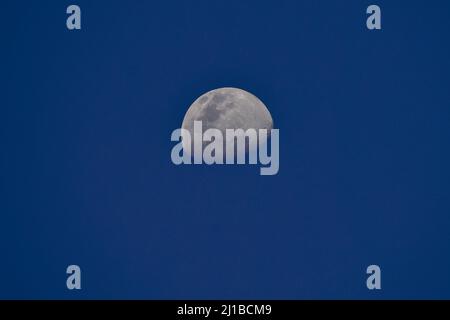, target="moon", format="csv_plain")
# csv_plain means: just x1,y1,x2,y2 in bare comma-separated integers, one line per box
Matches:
182,87,273,154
